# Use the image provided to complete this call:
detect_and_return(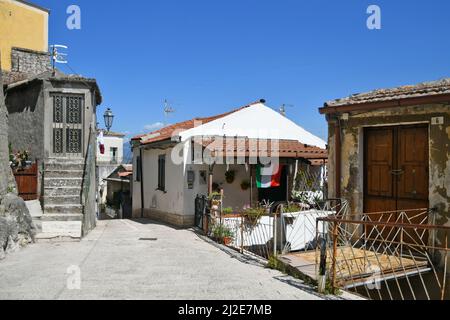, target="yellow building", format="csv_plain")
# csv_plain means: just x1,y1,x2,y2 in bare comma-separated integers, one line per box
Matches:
0,0,49,71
